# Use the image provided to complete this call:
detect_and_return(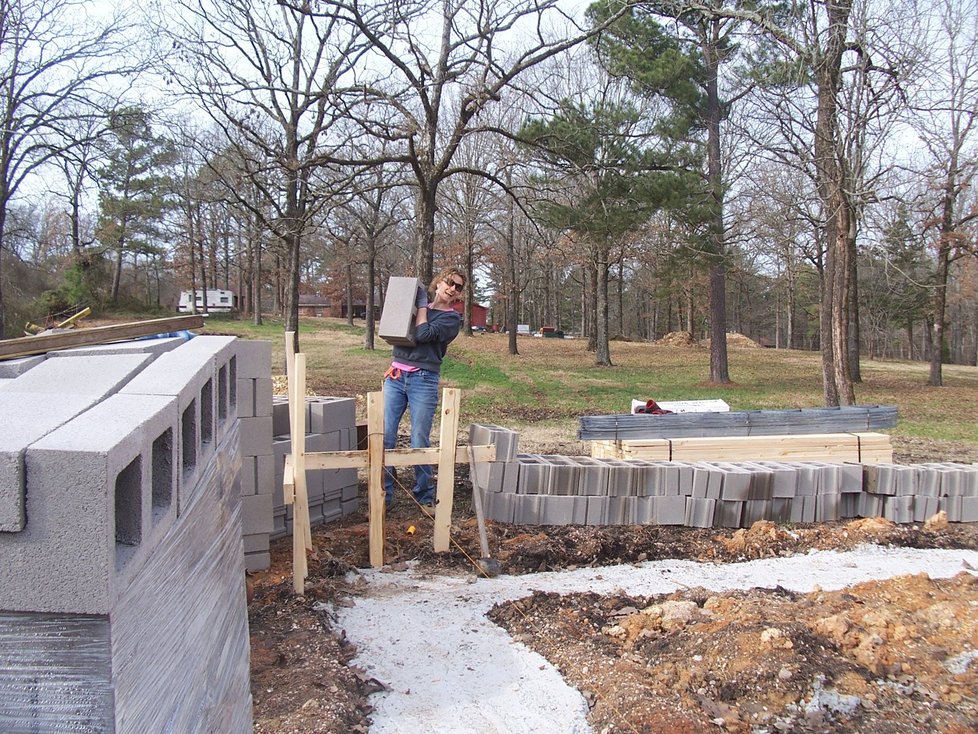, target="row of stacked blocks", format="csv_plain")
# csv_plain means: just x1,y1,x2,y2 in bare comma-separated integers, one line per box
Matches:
234,340,360,571
0,335,253,732
470,425,978,527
